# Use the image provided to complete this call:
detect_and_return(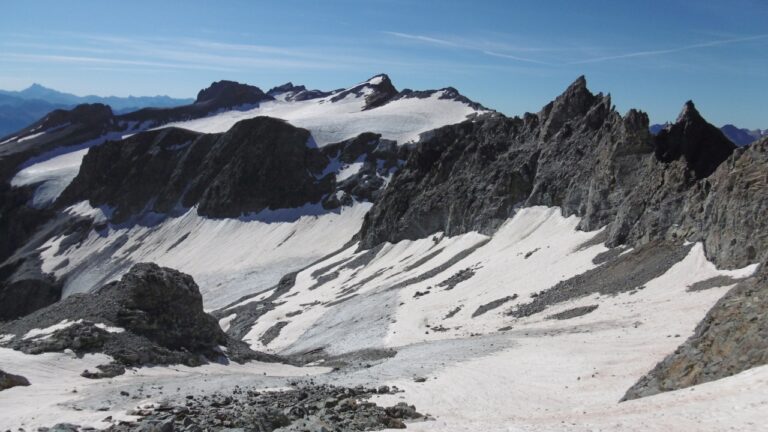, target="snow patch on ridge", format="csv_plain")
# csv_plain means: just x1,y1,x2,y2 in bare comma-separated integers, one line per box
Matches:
11,148,88,207
161,86,485,146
